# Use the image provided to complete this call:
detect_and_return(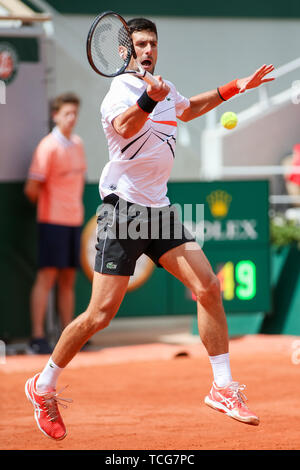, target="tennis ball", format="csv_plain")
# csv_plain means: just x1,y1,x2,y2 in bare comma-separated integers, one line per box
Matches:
221,111,238,130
